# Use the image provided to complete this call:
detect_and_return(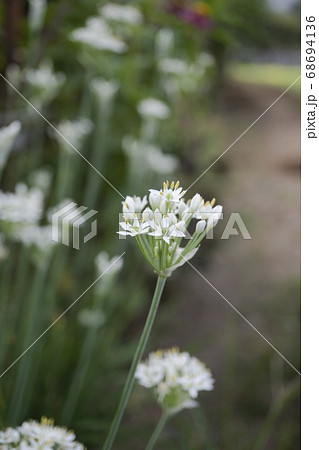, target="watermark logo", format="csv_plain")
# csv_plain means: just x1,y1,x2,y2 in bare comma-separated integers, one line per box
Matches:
52,202,98,249
118,212,251,240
